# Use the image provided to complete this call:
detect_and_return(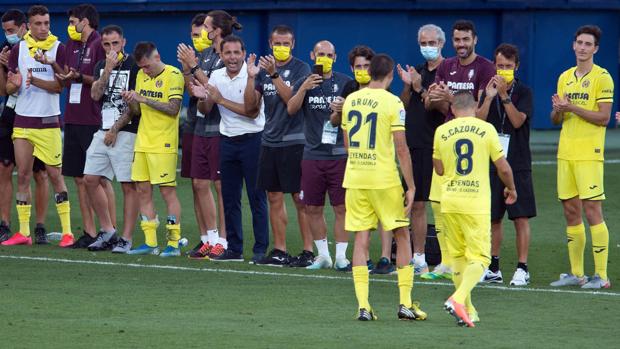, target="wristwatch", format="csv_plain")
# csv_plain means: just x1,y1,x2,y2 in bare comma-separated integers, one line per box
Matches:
190,65,200,75
501,97,512,104
270,72,280,79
